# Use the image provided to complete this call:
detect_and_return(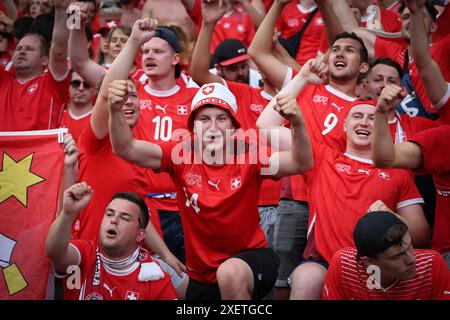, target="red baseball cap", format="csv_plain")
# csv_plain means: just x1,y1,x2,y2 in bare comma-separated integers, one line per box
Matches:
188,83,241,130
213,39,251,67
